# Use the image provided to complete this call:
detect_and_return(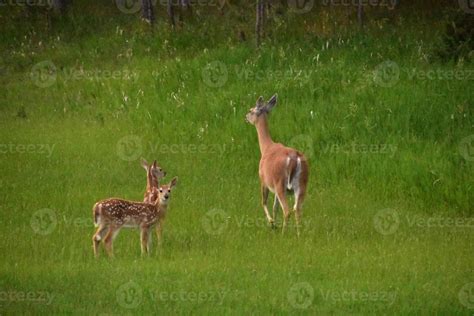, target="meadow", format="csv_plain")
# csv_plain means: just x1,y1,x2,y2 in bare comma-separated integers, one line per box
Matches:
0,1,473,314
